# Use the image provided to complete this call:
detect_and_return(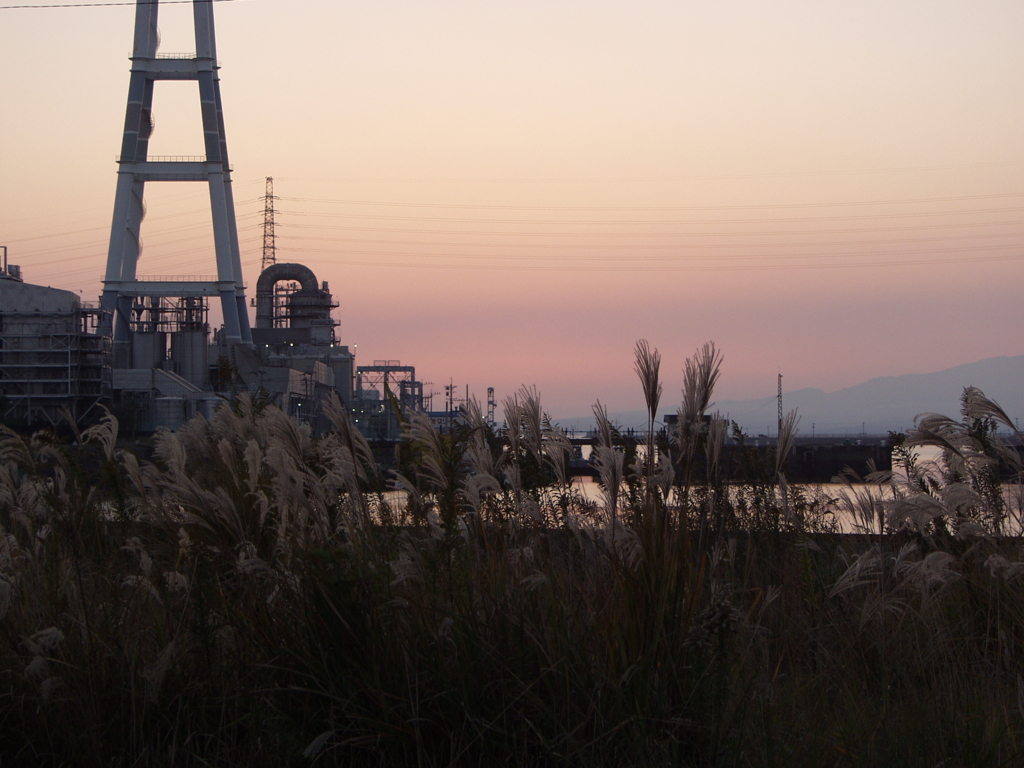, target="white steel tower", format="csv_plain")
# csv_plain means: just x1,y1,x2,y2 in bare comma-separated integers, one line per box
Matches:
101,0,251,353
